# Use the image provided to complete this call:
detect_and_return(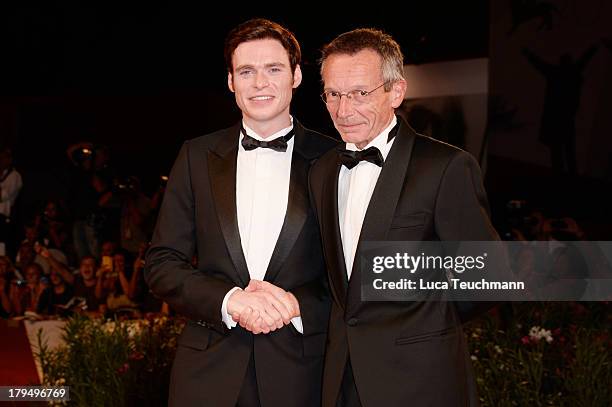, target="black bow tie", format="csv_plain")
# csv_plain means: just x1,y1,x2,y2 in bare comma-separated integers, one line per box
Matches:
337,146,384,169
240,125,294,152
